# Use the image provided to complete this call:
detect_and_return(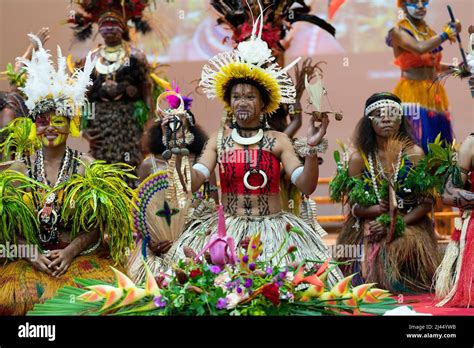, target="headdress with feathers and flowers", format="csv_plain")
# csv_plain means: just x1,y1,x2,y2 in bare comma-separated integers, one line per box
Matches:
200,1,301,115
211,0,336,51
19,34,95,137
67,0,153,41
